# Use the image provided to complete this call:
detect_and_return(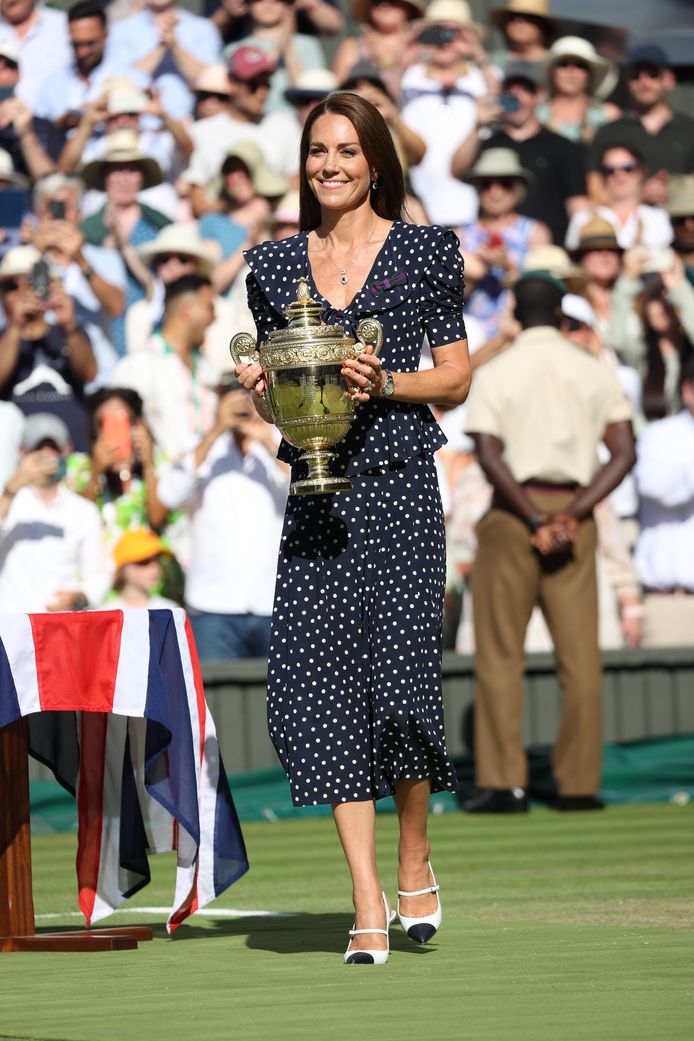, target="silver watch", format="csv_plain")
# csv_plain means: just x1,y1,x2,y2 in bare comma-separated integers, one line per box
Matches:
382,370,395,398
